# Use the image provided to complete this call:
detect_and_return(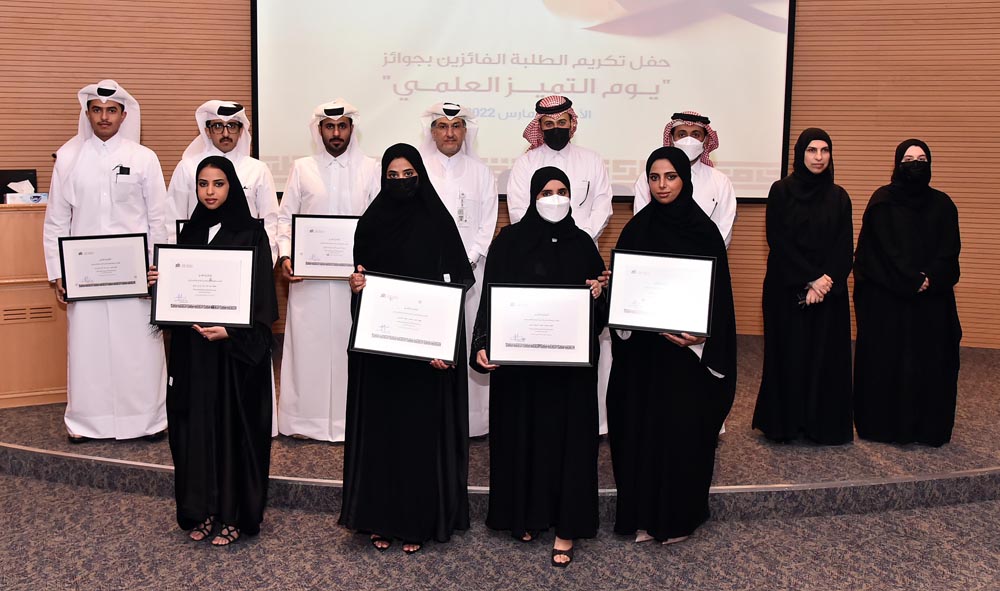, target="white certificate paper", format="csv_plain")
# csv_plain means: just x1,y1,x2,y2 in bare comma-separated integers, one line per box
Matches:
59,233,149,301
488,284,594,367
350,272,466,363
151,245,256,328
291,215,359,280
608,250,716,337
